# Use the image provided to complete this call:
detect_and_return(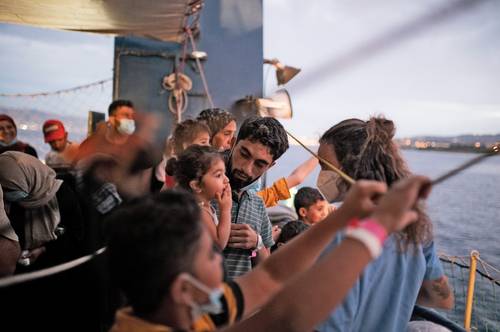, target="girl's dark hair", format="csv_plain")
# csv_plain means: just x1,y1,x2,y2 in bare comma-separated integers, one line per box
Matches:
320,116,432,248
278,220,310,244
166,145,223,191
106,190,203,314
172,119,211,156
197,108,236,140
